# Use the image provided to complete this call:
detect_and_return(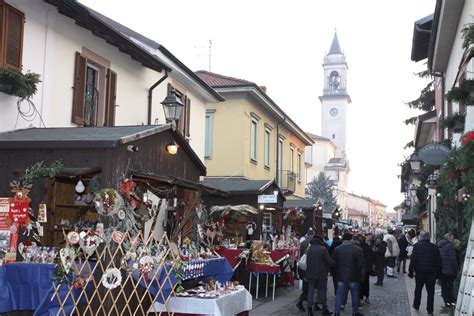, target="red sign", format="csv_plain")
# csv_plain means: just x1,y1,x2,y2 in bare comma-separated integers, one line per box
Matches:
9,201,29,223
